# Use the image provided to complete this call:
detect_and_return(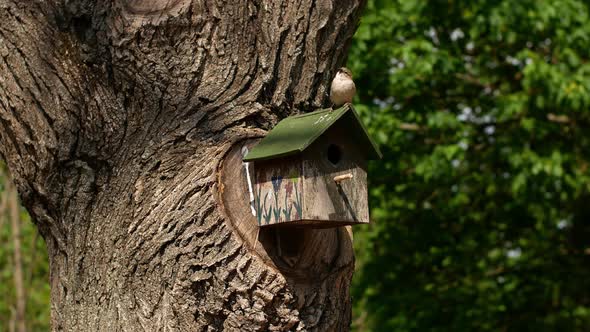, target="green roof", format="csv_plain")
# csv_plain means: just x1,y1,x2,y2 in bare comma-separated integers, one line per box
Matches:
243,104,382,162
